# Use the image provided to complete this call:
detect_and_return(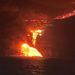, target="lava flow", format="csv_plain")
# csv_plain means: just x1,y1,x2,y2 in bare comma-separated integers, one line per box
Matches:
30,29,43,46
20,29,43,57
21,43,43,57
19,13,49,57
